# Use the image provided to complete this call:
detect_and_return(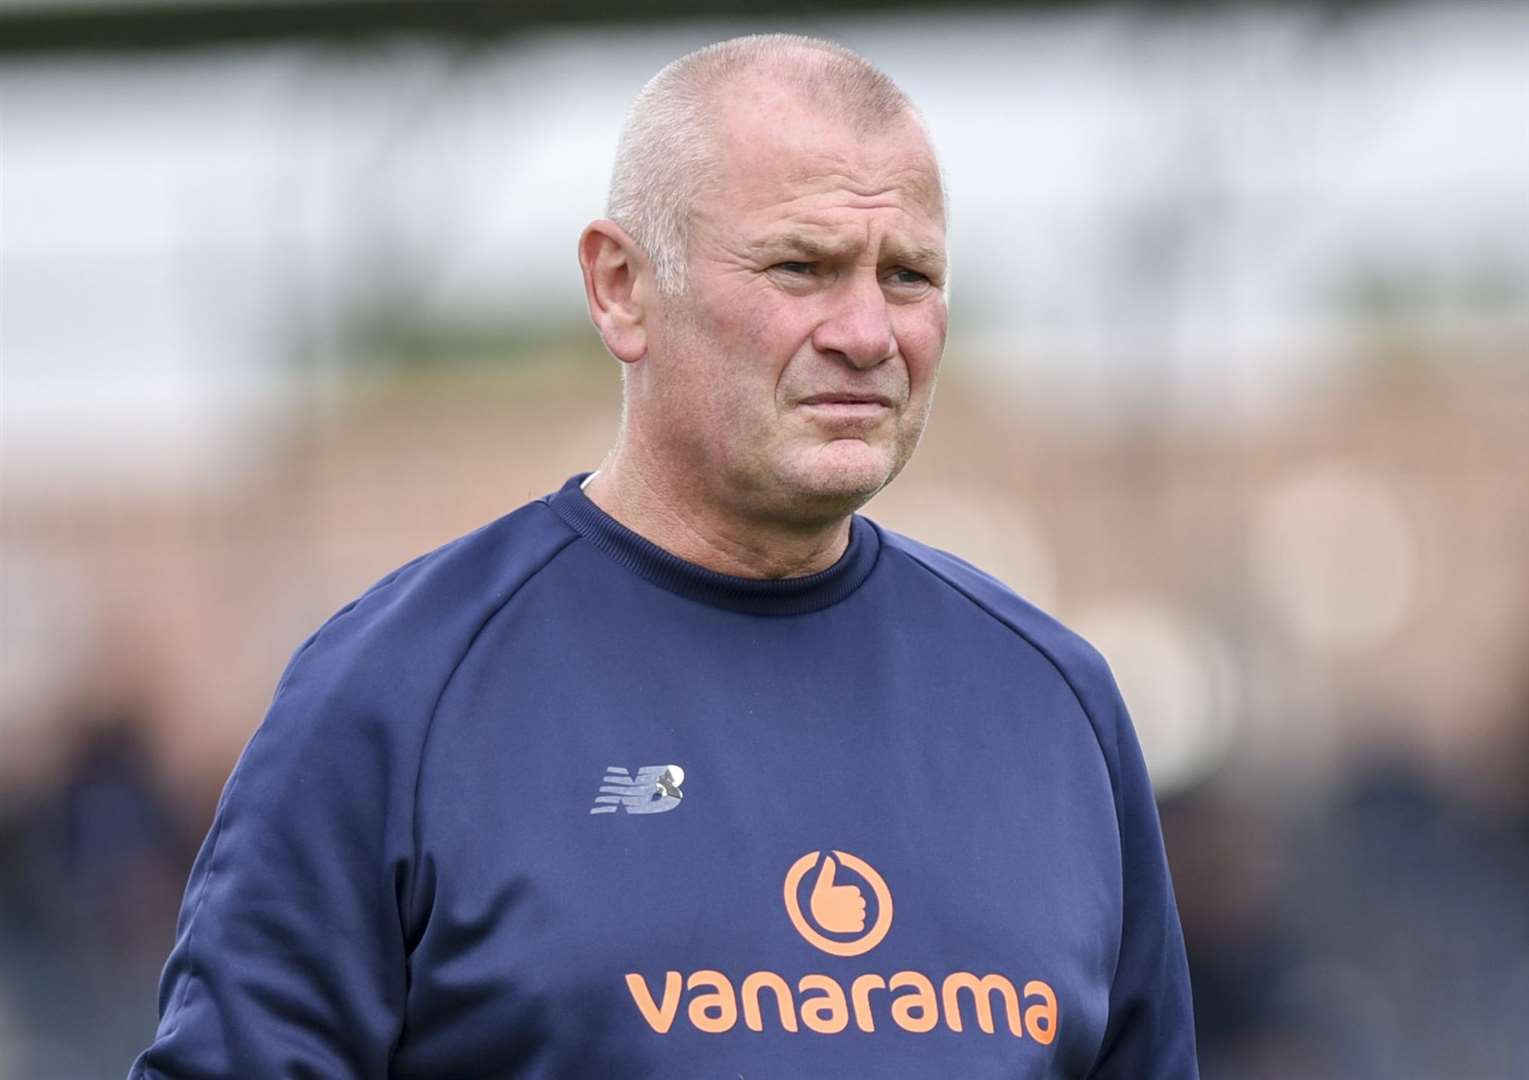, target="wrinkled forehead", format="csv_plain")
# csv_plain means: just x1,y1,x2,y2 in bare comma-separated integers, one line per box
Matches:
701,76,947,228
